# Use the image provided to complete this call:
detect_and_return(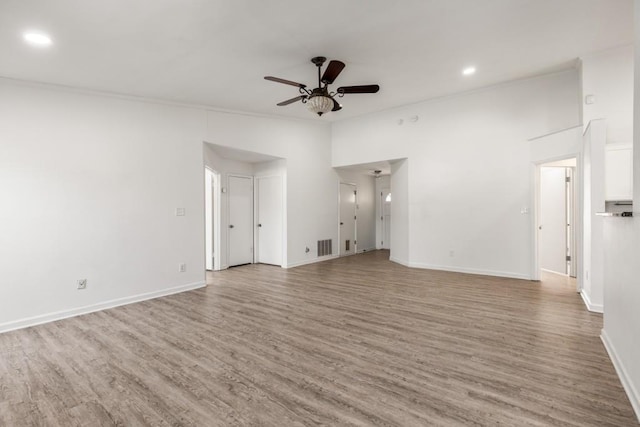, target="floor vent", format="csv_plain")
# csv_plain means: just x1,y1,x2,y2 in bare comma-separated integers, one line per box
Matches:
317,239,332,257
